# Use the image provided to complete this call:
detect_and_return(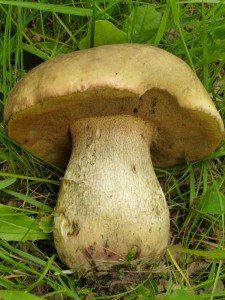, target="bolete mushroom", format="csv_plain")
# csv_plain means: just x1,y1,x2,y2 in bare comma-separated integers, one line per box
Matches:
4,44,224,275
